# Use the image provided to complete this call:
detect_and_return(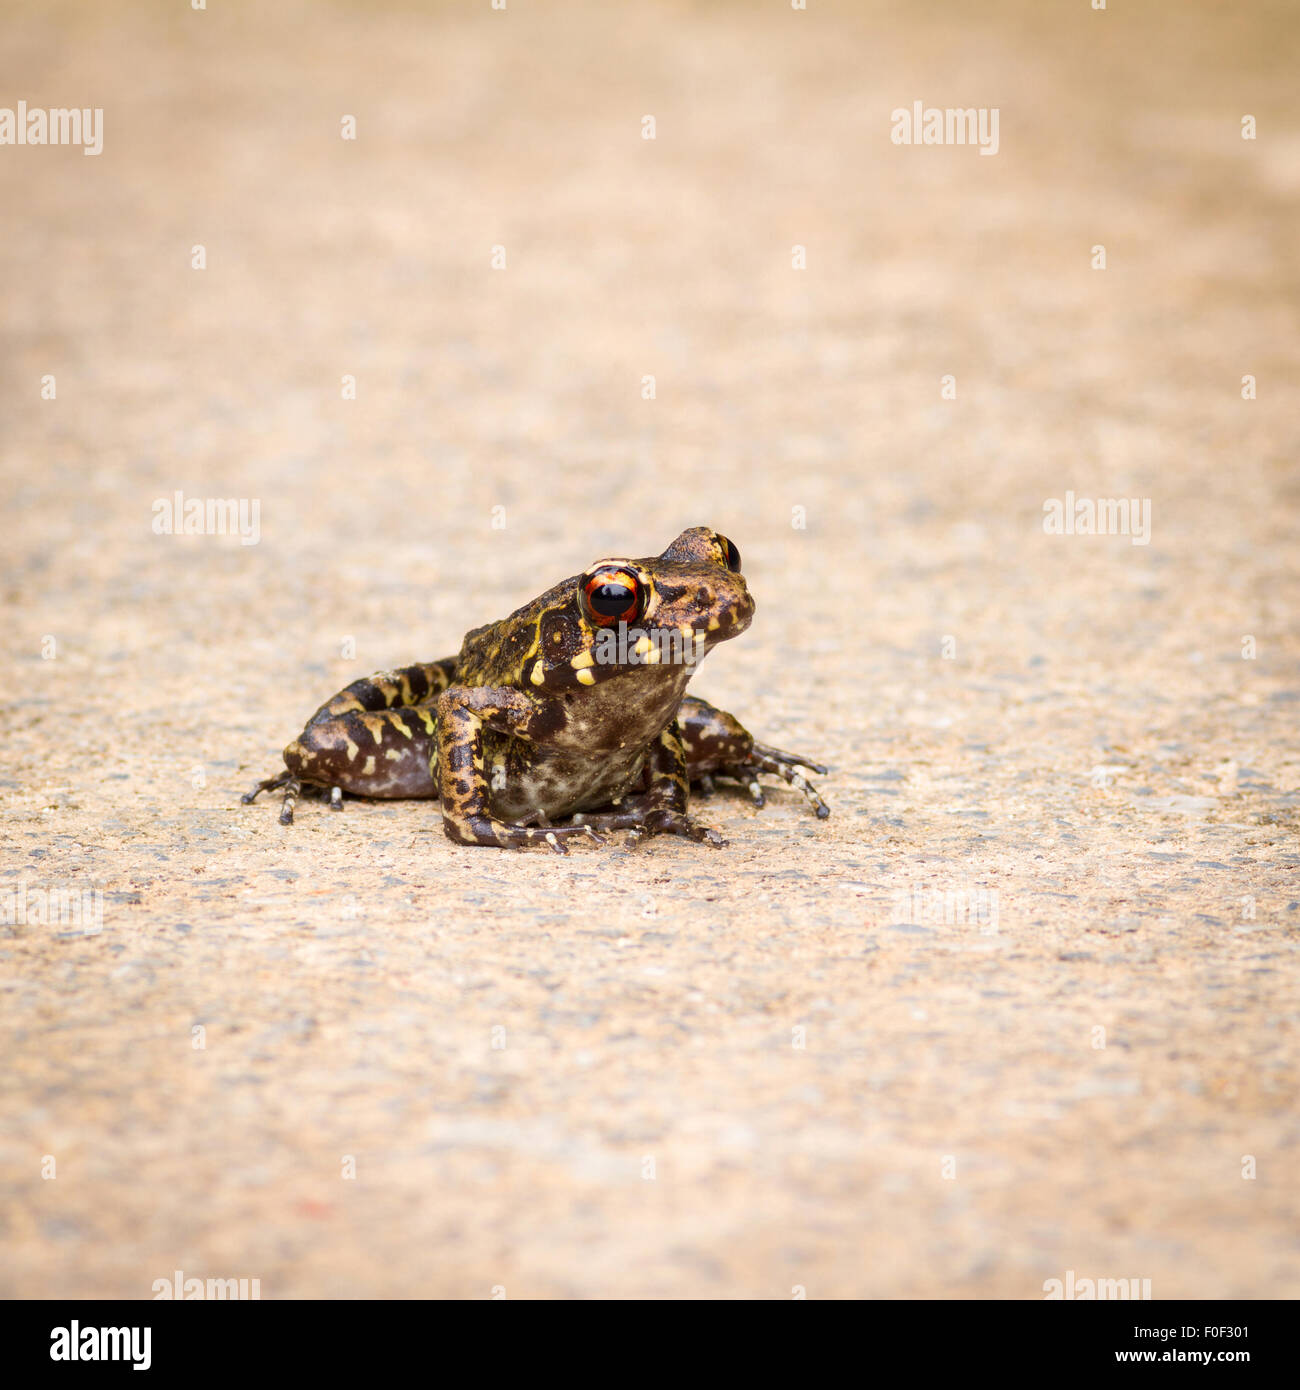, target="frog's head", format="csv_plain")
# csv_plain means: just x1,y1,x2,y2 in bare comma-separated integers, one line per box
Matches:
524,527,754,697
